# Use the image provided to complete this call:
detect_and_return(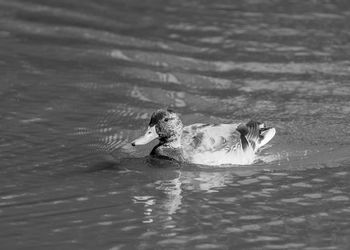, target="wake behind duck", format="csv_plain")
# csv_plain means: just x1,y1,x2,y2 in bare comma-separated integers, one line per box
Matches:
131,109,276,166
